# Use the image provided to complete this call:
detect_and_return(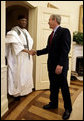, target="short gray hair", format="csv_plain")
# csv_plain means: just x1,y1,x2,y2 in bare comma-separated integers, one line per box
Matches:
50,14,61,25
